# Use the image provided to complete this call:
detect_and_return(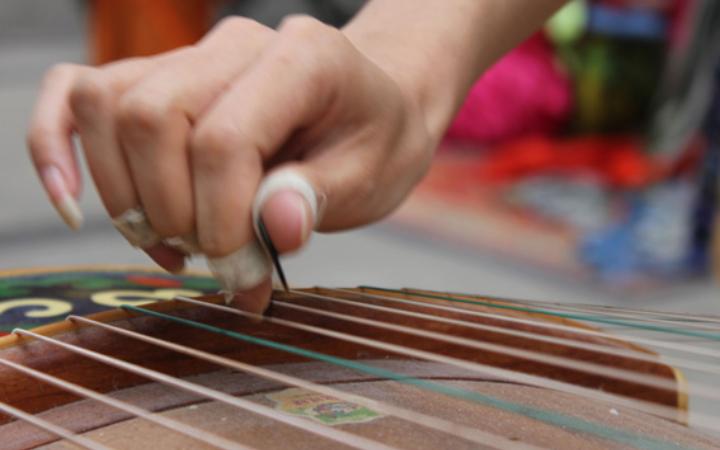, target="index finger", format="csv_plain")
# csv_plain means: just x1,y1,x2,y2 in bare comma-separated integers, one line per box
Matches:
27,63,86,229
